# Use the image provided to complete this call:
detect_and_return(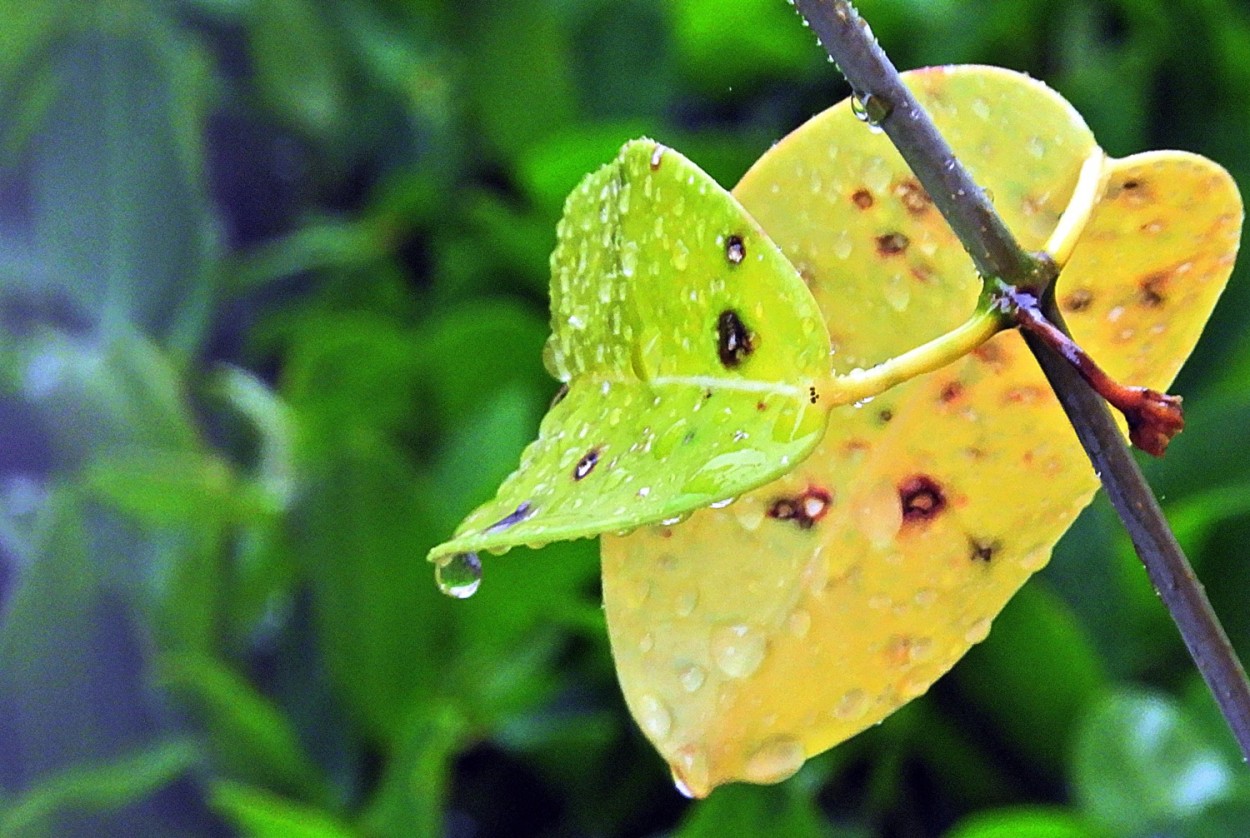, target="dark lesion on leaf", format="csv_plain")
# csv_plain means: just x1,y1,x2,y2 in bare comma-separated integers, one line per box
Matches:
767,487,833,530
875,232,910,256
852,188,874,209
573,448,600,480
877,408,893,424
894,178,933,215
1061,288,1094,313
899,475,946,523
484,501,535,534
716,309,754,367
1138,272,1169,307
809,386,819,405
969,537,998,562
939,381,963,403
725,234,746,265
